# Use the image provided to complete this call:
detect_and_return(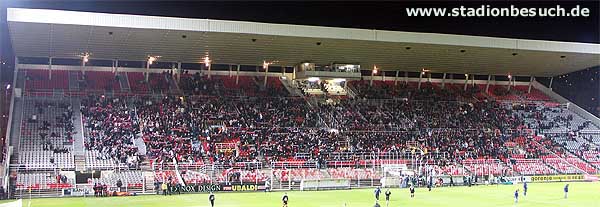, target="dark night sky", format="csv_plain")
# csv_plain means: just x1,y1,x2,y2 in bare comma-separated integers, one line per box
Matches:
0,0,599,114
1,1,599,65
3,1,600,42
